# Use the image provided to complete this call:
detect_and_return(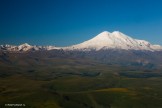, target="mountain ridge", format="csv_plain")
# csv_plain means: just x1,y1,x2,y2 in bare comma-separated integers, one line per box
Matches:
1,31,162,52
0,43,59,52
